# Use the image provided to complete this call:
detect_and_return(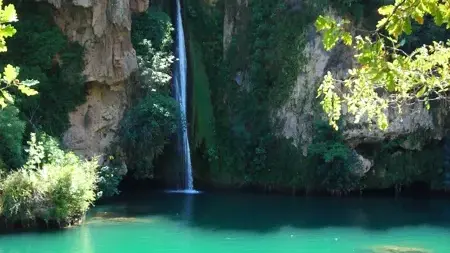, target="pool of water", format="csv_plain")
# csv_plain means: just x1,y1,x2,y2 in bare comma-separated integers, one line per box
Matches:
1,192,450,253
